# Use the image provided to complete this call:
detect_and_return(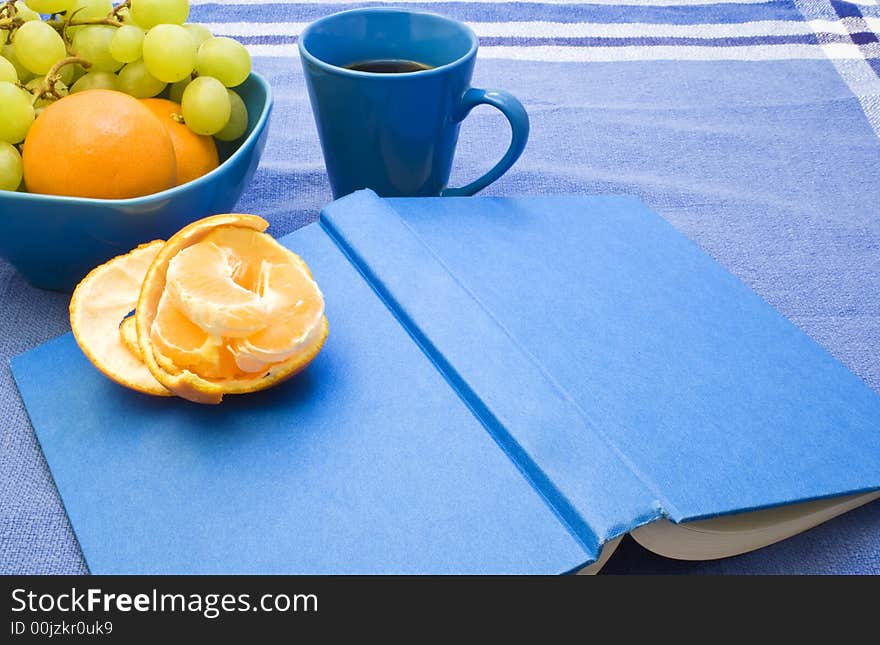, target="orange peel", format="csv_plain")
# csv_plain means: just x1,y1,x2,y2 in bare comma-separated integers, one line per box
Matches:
69,240,171,396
